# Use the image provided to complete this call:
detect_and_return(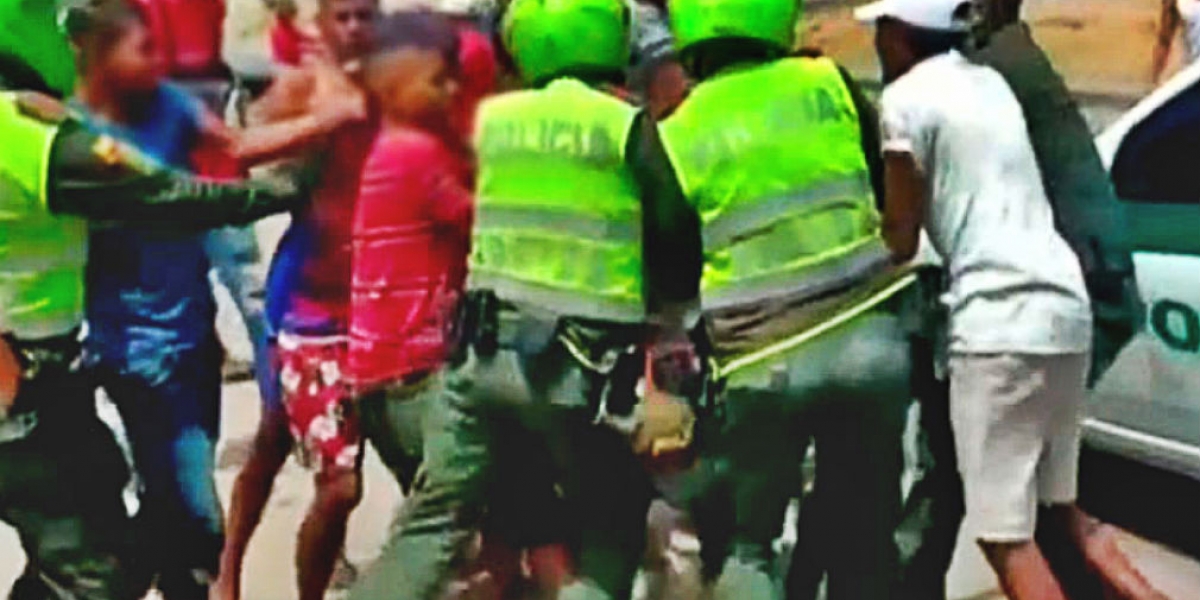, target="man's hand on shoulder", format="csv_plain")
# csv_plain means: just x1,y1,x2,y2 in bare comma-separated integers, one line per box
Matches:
14,91,69,125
